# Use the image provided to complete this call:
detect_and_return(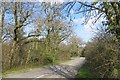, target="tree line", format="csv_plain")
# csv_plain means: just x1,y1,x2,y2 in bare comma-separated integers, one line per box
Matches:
1,2,83,71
